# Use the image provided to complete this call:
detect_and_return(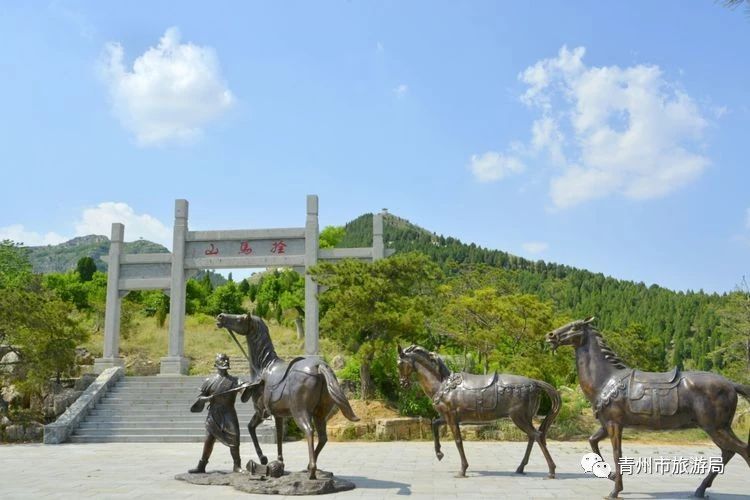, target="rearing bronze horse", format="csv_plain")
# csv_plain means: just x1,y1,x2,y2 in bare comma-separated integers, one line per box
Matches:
398,344,560,478
547,317,750,498
216,313,359,480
